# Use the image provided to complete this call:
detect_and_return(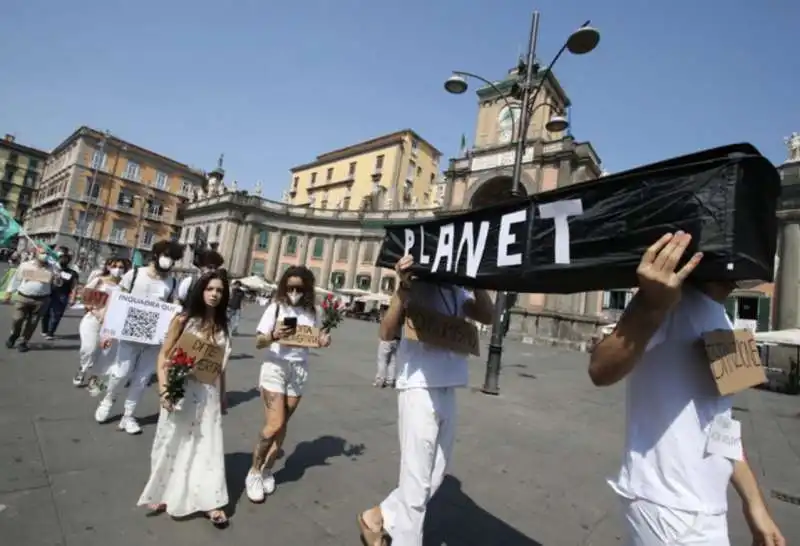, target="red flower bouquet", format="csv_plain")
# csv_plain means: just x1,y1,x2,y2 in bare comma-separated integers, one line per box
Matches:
321,294,344,331
162,348,196,407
